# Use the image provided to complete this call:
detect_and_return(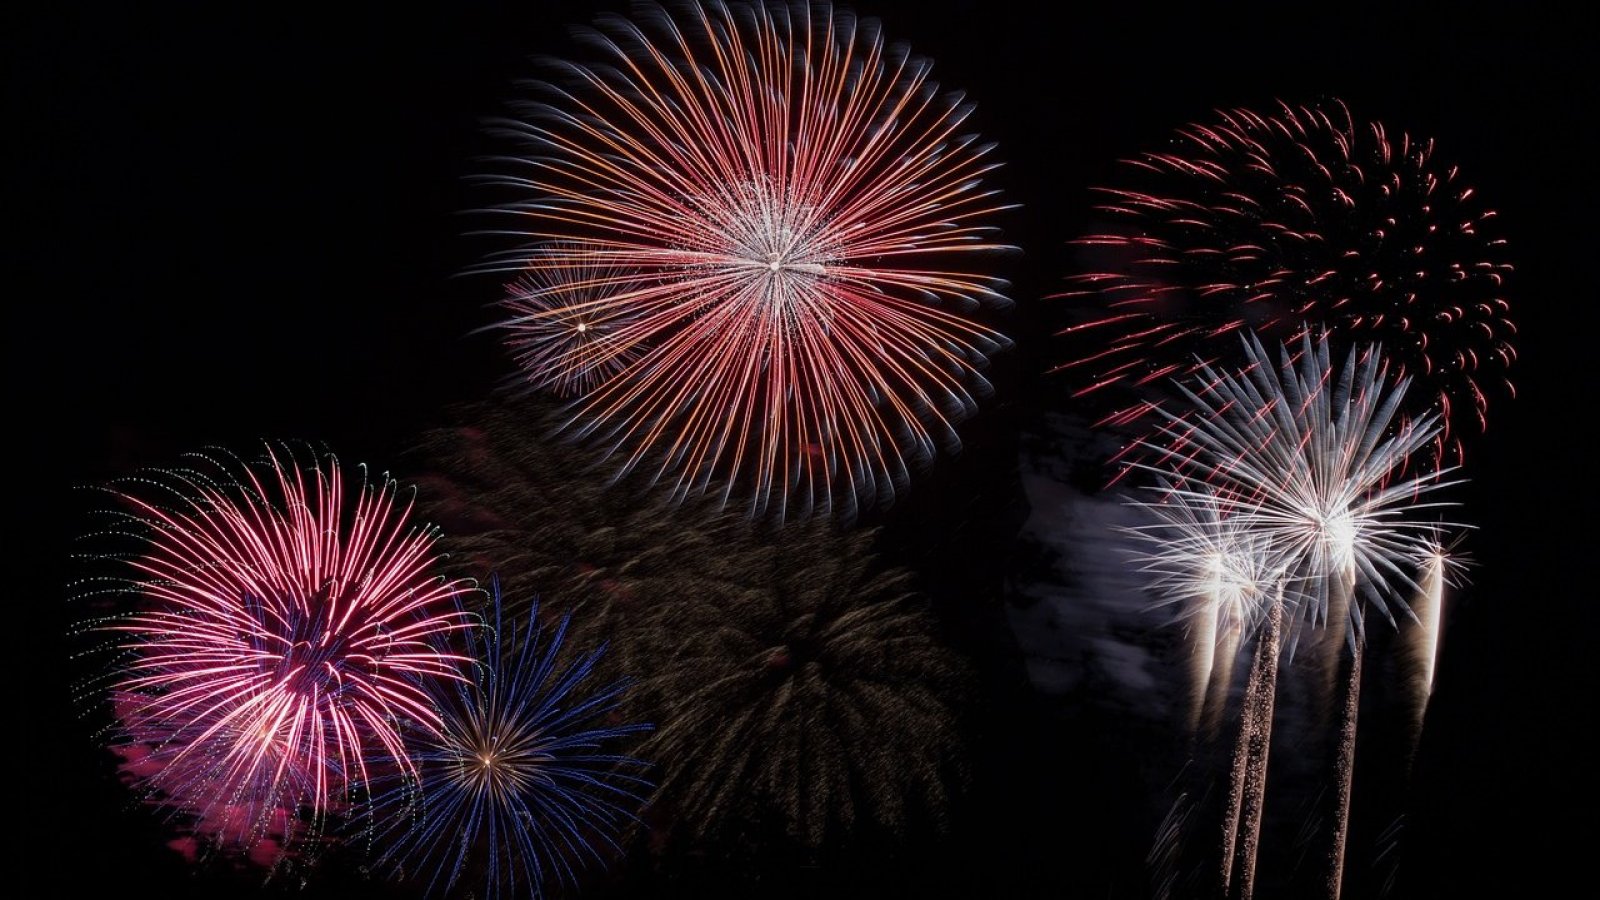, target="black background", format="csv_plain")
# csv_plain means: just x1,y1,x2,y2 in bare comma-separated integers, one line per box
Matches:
10,2,1594,897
